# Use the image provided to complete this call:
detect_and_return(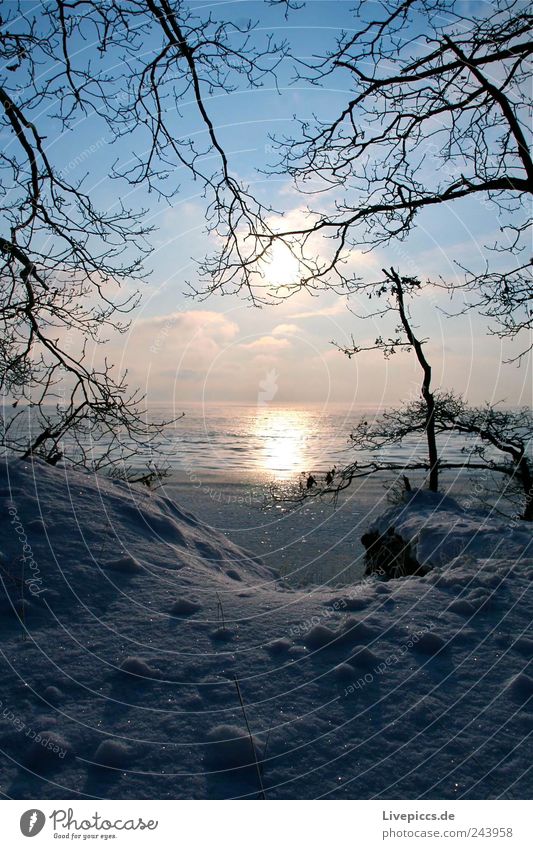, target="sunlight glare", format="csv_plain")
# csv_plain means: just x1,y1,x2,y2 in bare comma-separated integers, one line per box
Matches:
254,409,310,478
262,241,301,289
